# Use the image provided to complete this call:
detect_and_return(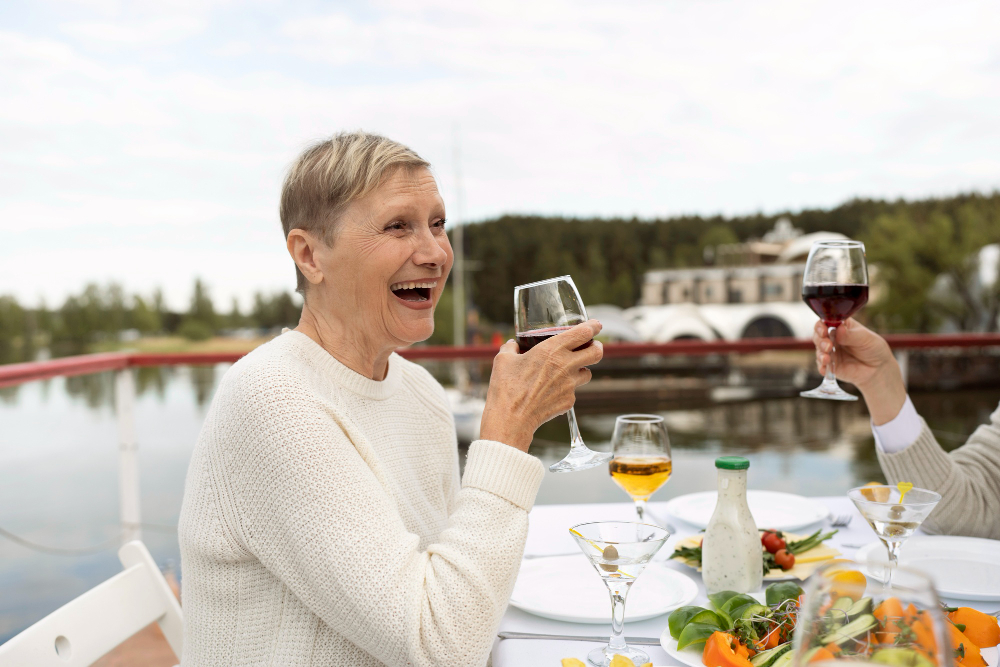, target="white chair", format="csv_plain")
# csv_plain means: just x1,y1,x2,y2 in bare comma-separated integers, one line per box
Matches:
0,540,183,666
